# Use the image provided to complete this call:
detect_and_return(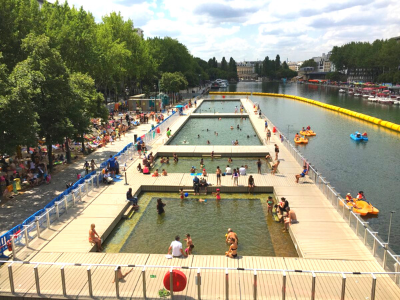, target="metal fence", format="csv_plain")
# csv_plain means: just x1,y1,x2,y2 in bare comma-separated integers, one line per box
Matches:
249,98,400,281
1,107,186,260
3,174,100,259
0,259,397,299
